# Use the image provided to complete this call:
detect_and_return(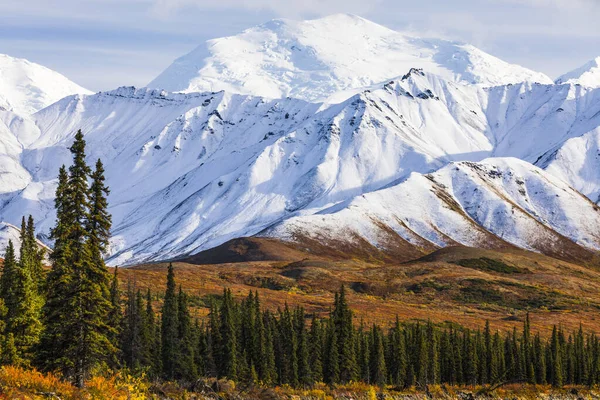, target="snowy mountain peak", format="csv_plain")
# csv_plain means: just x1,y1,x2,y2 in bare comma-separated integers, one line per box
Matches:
0,54,92,116
556,57,600,87
148,14,552,102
